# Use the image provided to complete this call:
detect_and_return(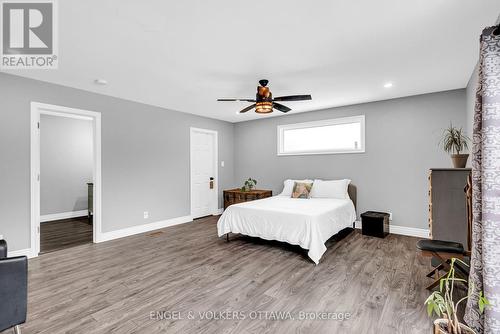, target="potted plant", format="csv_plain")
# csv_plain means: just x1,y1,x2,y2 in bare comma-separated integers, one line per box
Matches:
425,258,489,334
241,178,257,192
441,124,470,168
